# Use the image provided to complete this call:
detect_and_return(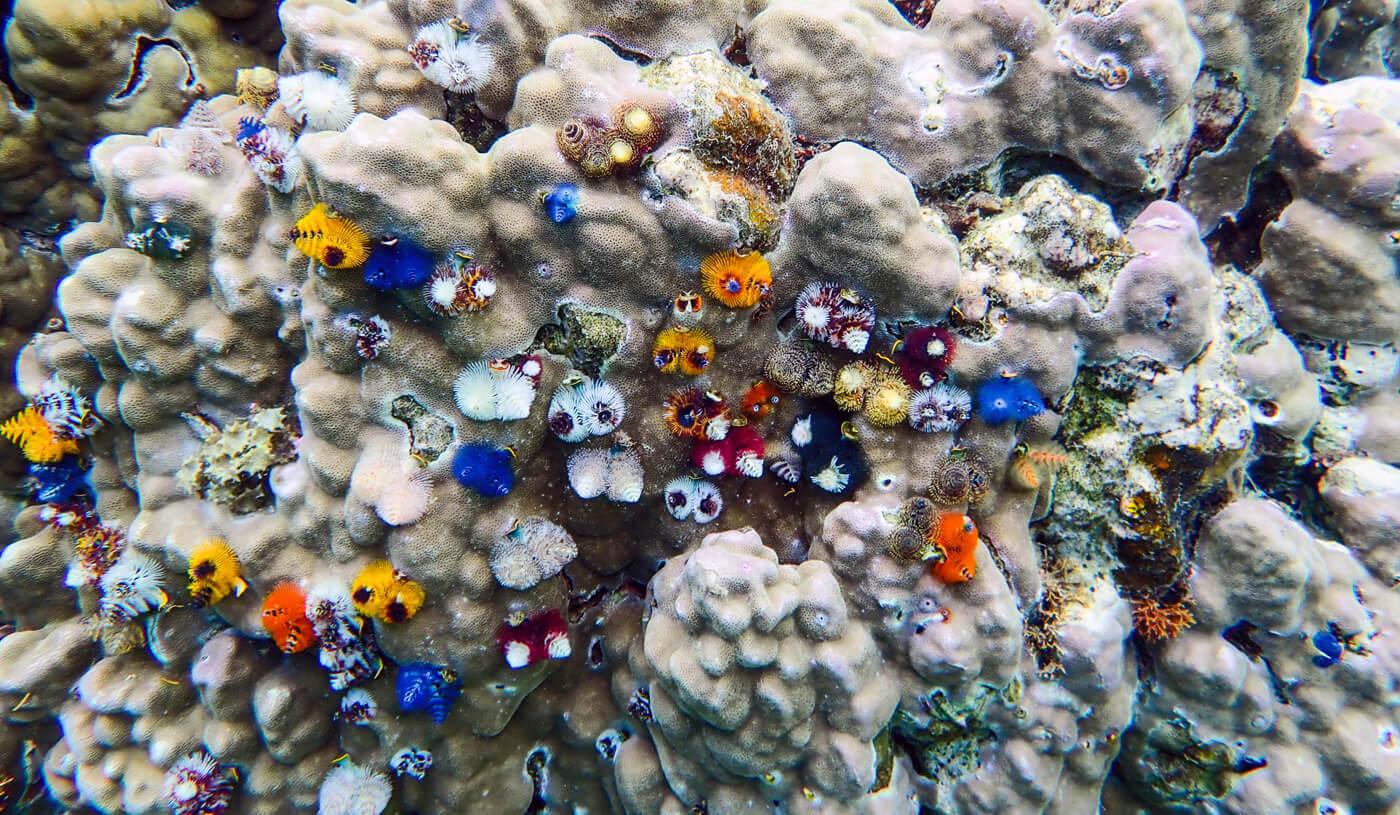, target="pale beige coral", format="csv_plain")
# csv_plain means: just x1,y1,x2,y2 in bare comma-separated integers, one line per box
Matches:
621,529,905,811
